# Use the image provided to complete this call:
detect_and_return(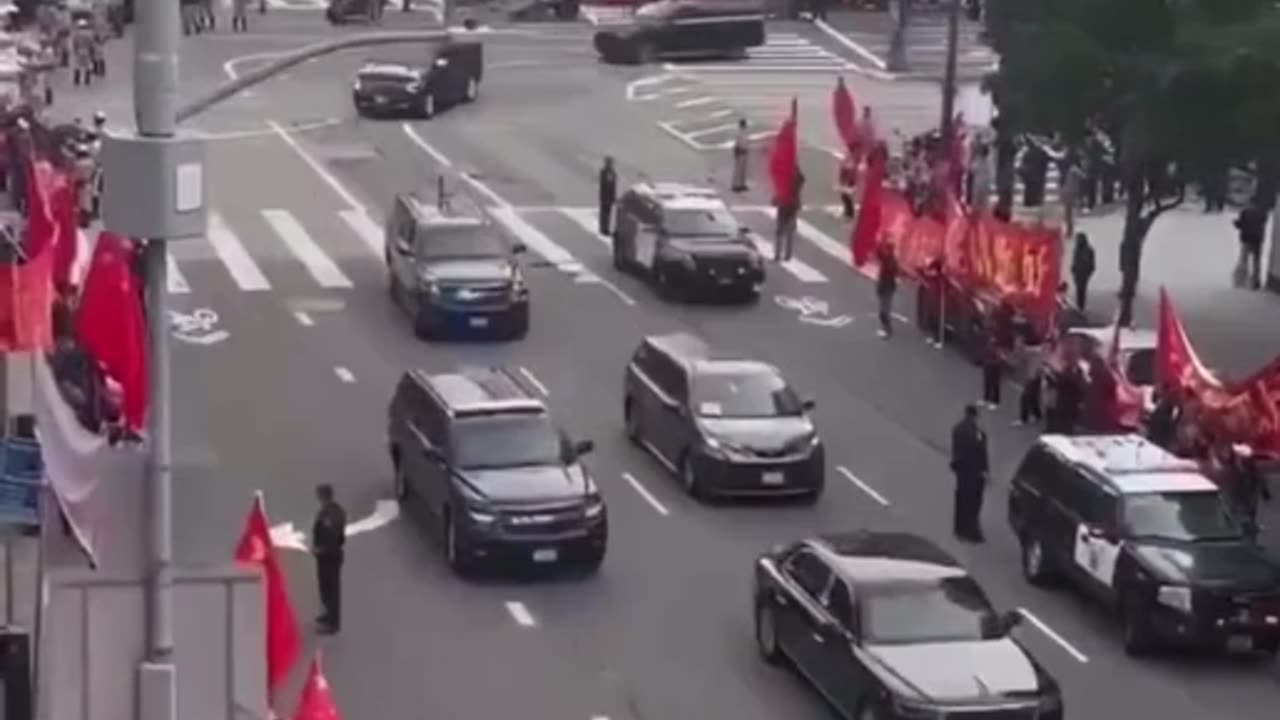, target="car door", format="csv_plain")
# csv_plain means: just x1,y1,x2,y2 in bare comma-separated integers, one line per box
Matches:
1070,481,1122,601
630,199,661,274
432,47,464,103
659,4,702,53
646,353,690,463
813,578,864,716
776,548,833,680
410,394,451,527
